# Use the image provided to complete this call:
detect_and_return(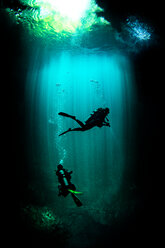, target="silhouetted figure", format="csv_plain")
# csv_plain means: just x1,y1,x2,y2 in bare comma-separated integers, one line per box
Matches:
55,164,82,207
56,164,74,196
58,107,110,136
